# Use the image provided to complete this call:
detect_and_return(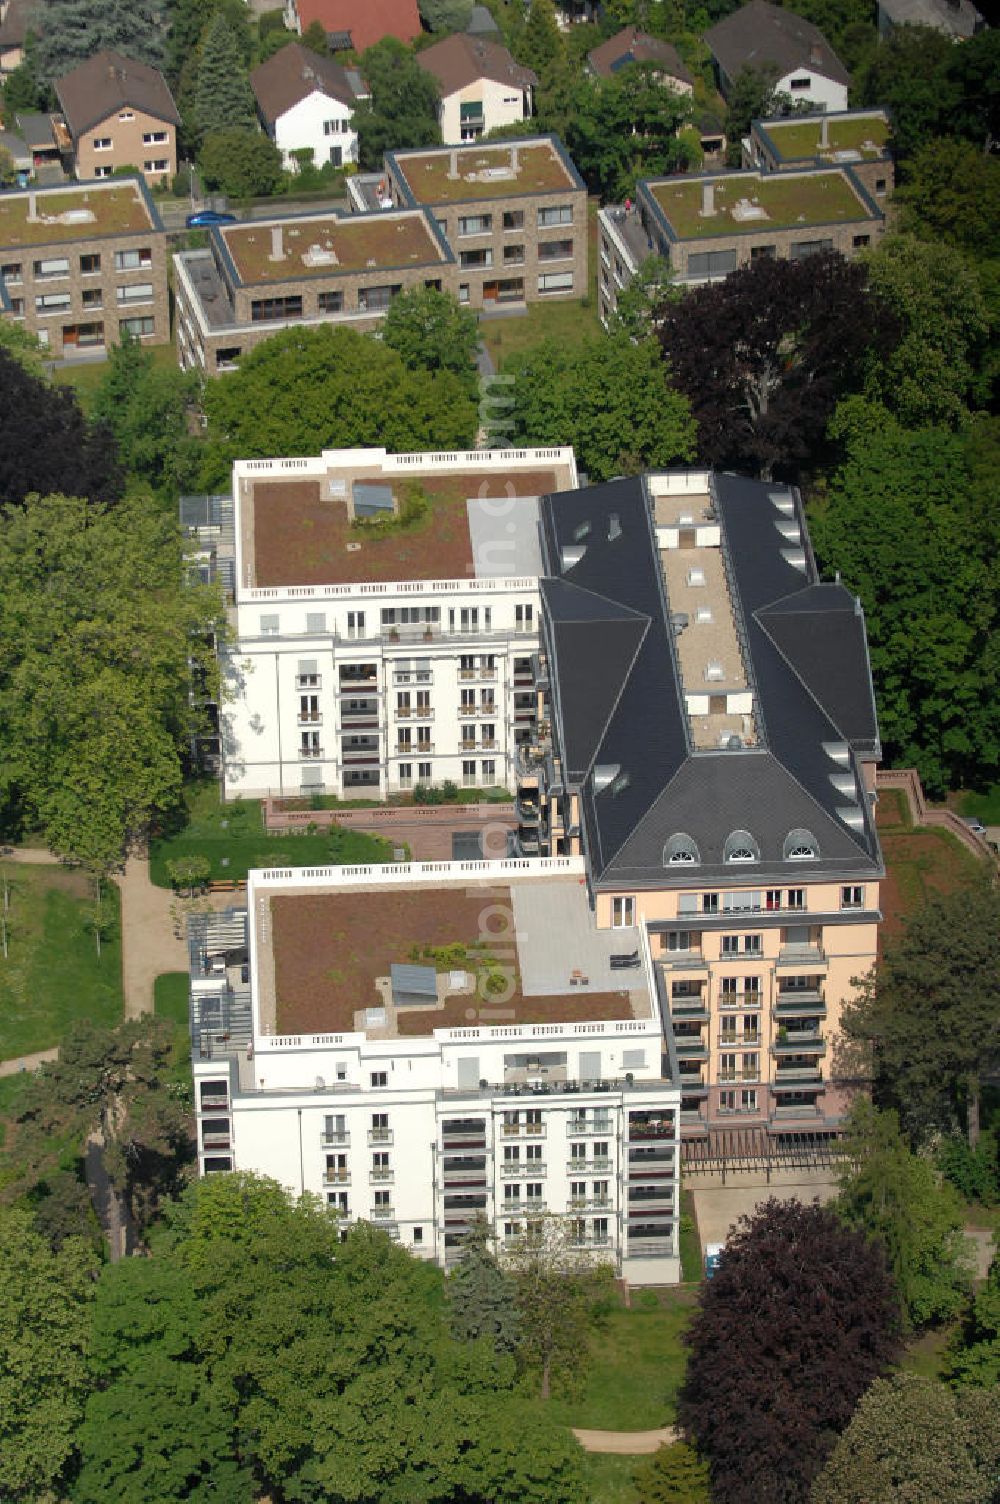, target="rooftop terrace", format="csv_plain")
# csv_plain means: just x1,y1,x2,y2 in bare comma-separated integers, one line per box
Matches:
649,168,872,240
393,141,576,204
240,454,575,590
261,875,647,1038
219,210,445,285
0,181,153,248
762,112,890,161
